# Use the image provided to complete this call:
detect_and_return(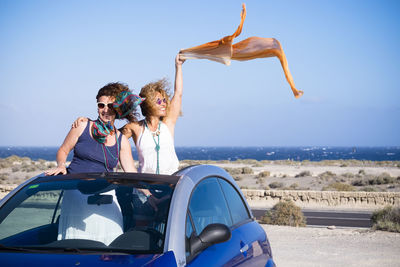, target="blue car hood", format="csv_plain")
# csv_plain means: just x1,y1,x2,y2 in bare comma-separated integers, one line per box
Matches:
0,250,177,267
